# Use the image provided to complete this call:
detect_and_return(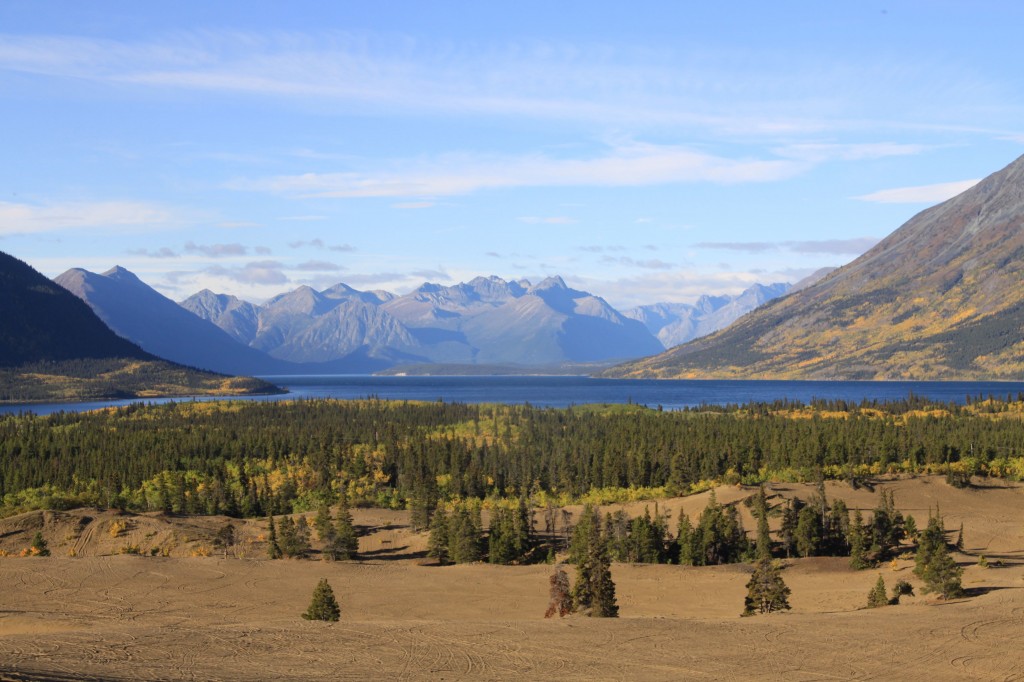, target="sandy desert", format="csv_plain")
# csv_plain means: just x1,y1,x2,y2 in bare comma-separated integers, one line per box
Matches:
2,476,1022,681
